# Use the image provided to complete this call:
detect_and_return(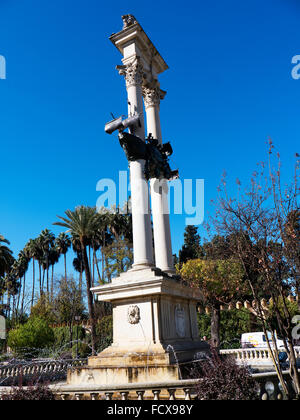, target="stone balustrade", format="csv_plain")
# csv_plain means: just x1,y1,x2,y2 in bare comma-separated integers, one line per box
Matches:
0,359,87,386
252,370,299,400
0,371,299,400
52,379,197,400
220,346,300,367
